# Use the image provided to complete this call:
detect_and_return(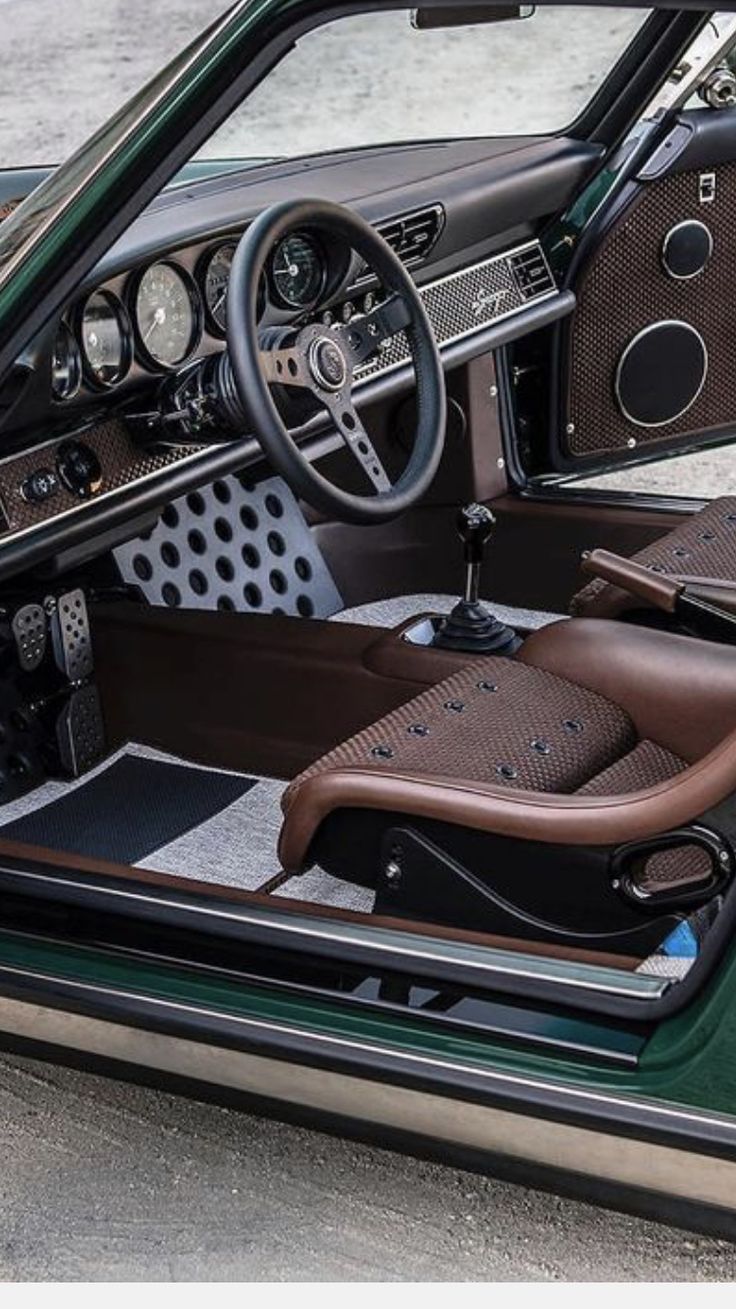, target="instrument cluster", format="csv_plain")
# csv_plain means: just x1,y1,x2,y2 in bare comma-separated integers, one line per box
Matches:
51,229,343,402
